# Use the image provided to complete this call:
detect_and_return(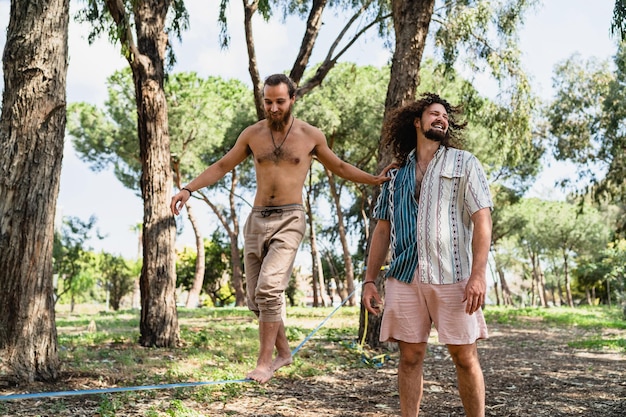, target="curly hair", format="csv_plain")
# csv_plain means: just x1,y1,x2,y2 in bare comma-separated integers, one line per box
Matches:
382,93,466,166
